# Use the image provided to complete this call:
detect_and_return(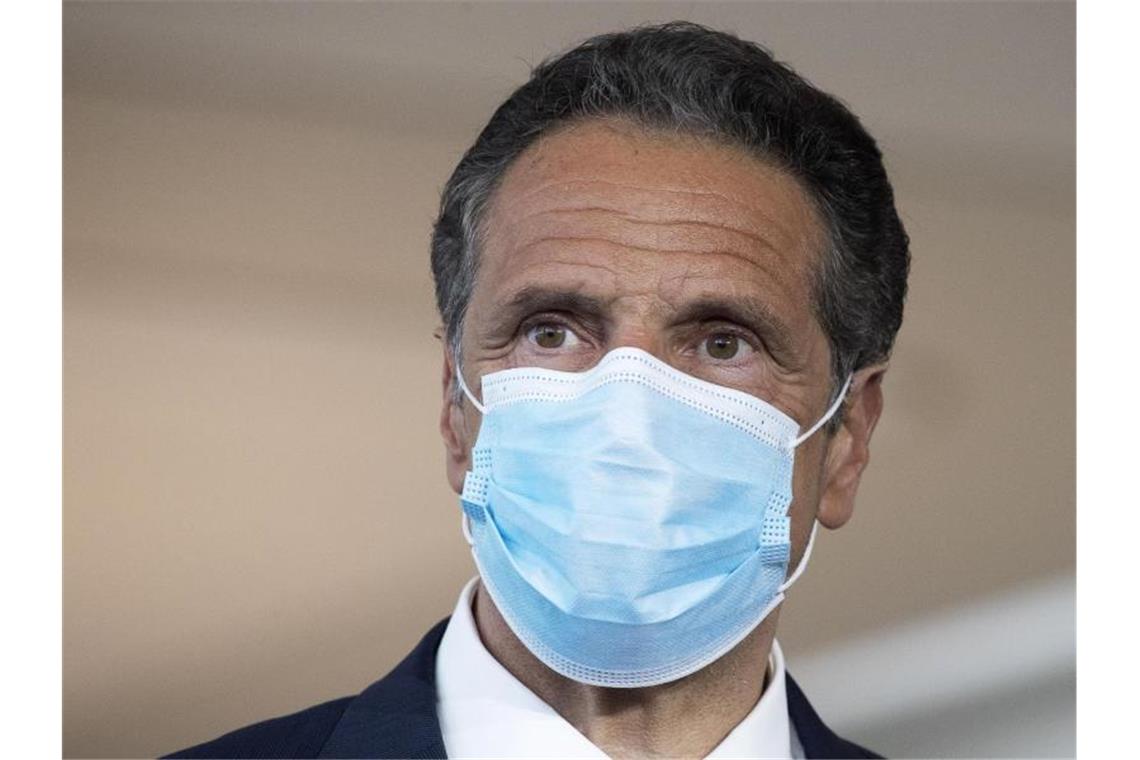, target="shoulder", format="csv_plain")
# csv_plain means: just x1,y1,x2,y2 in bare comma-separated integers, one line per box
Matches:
162,697,355,759
786,672,883,759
